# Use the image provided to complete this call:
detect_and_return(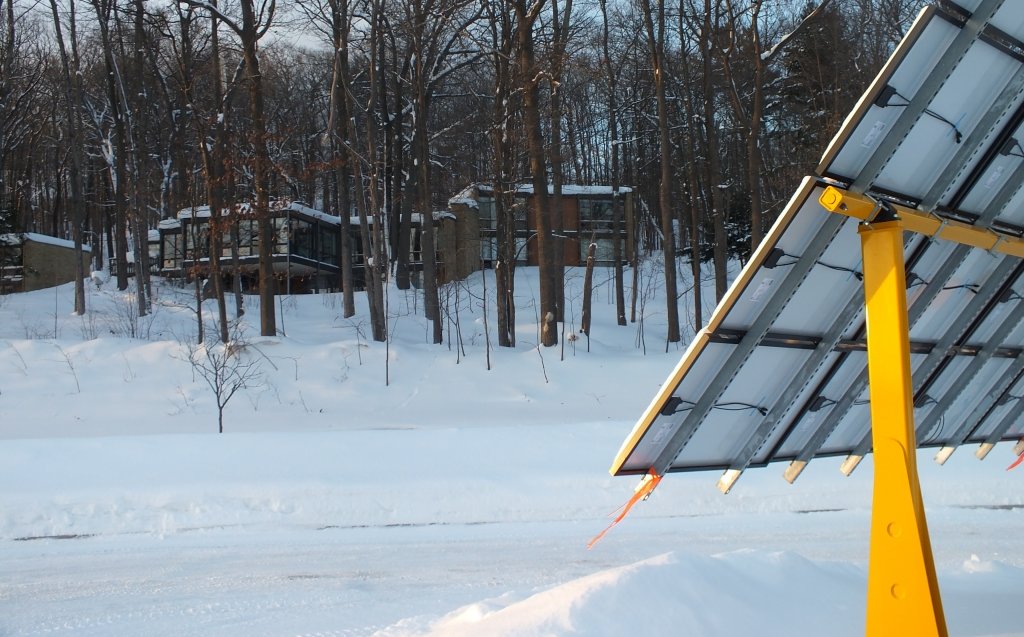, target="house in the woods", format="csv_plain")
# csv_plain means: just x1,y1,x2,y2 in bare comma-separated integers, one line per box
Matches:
157,201,348,294
447,184,634,272
156,201,458,293
0,233,91,294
